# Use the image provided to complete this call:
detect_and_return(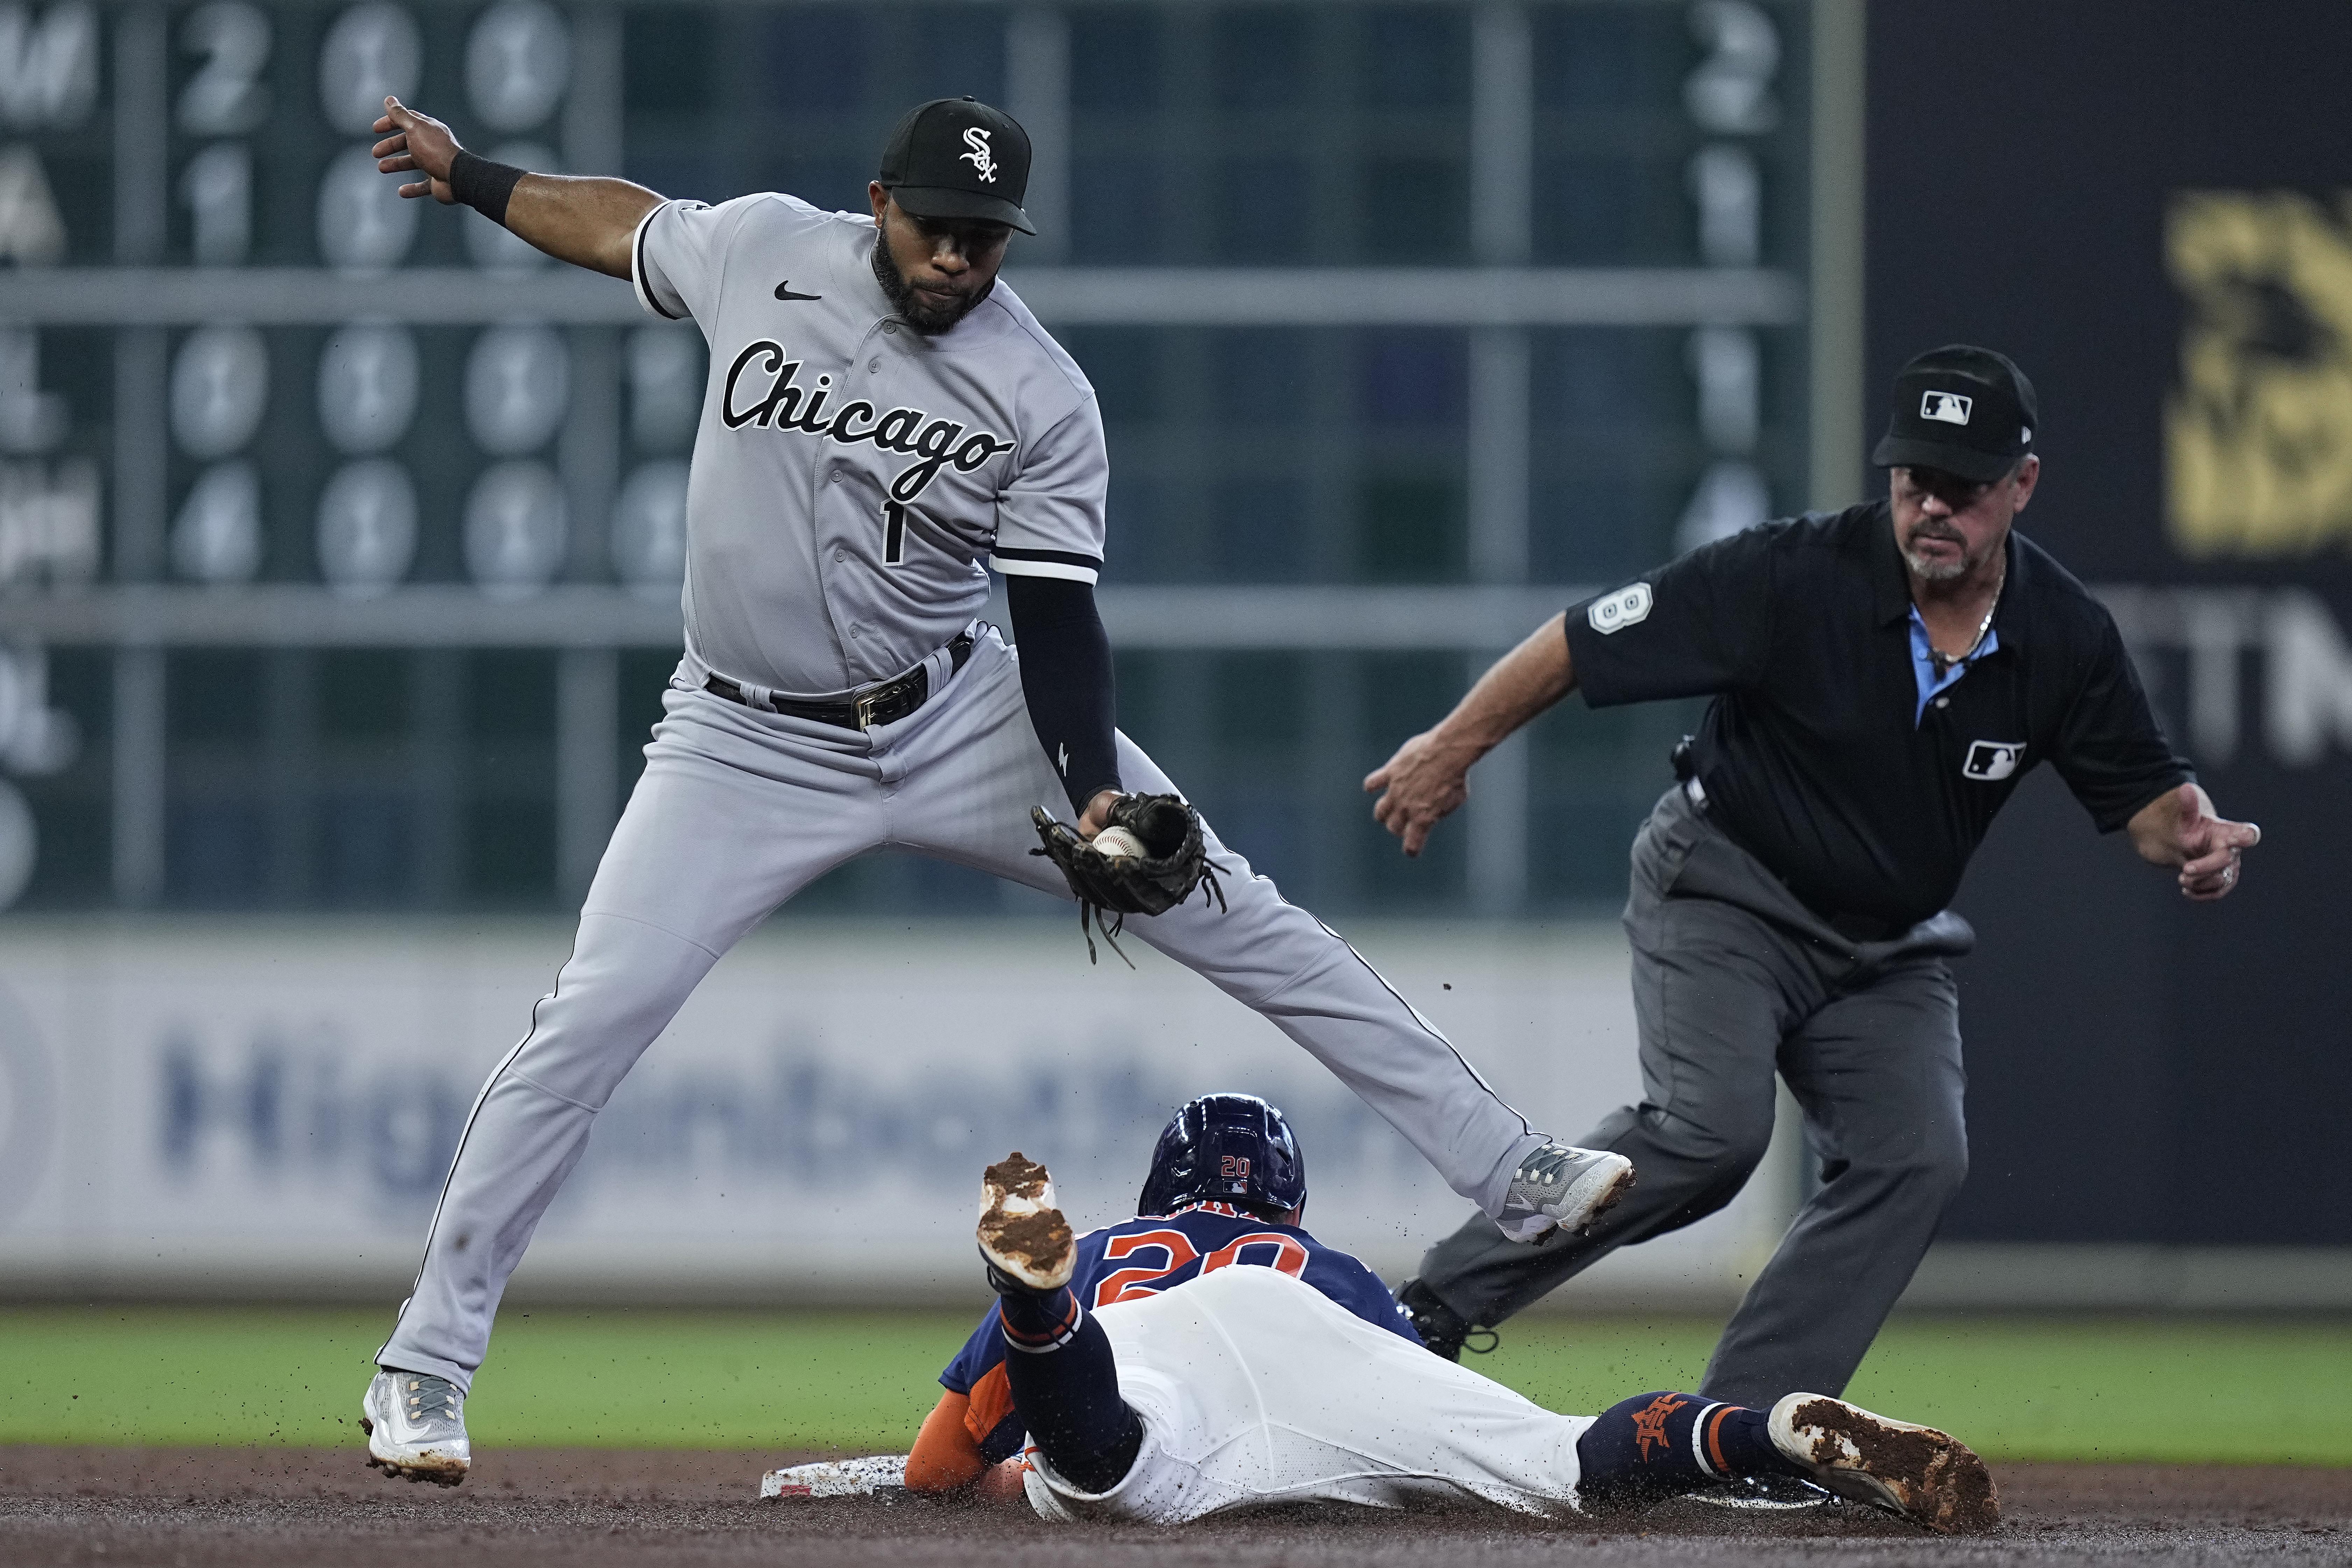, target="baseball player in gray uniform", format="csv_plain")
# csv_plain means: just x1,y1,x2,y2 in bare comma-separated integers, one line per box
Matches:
353,96,1633,1483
